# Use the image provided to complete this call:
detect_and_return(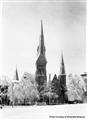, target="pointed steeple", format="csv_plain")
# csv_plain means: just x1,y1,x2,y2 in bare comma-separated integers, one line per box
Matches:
60,52,66,75
41,20,44,37
36,20,47,66
13,68,19,80
35,21,47,93
40,20,45,55
37,20,46,56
